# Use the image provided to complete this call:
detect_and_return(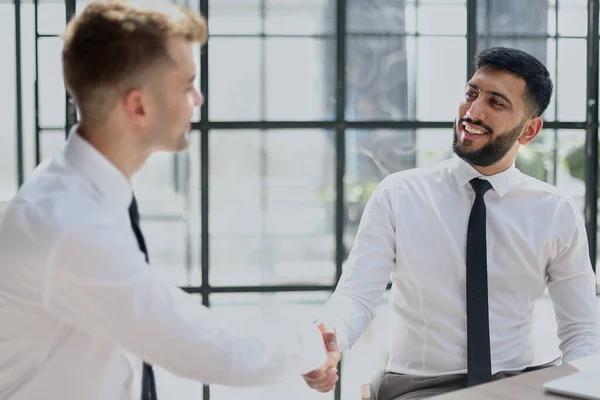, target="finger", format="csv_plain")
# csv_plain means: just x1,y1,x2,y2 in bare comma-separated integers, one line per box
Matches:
306,375,335,389
303,370,326,381
314,376,338,392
